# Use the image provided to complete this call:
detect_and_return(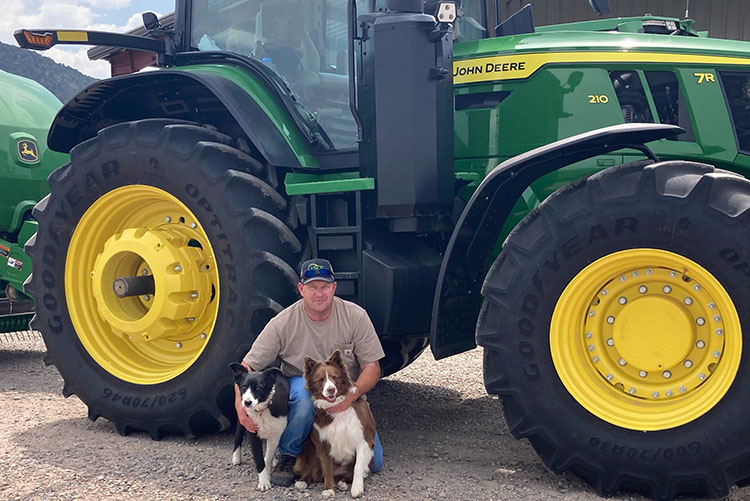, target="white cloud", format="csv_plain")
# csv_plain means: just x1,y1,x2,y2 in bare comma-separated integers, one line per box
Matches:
44,47,112,79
